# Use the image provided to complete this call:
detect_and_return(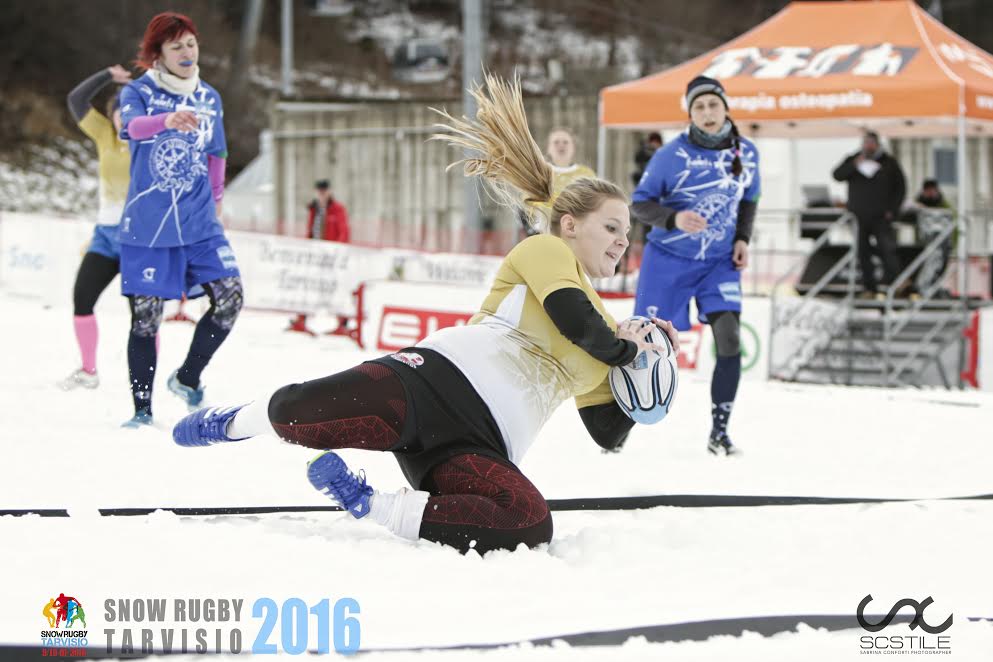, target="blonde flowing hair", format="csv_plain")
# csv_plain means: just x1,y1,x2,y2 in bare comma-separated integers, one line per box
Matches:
432,73,625,235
